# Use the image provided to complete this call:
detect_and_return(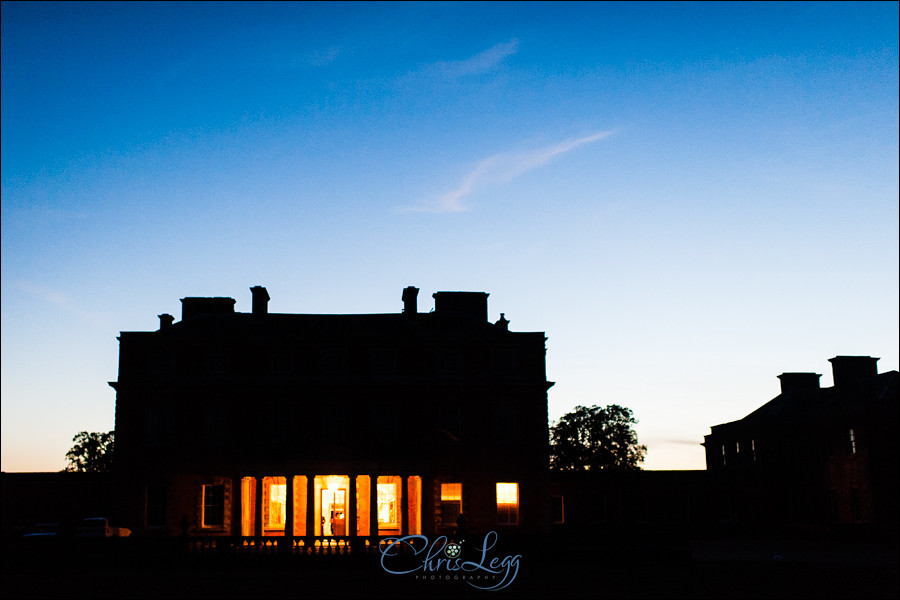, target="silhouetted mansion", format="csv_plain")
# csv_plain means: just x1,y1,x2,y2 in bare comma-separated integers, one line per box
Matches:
1,286,896,542
111,286,552,541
